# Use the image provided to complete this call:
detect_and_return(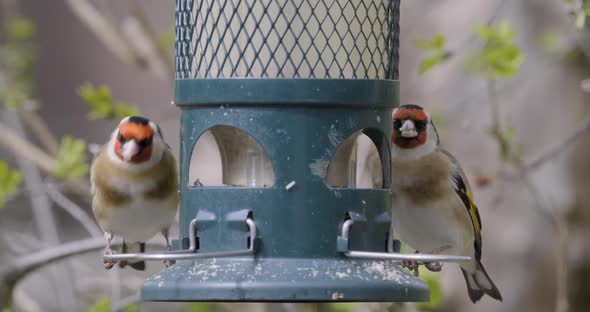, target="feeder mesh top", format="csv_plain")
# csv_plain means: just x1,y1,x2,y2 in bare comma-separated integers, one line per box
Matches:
175,0,400,80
